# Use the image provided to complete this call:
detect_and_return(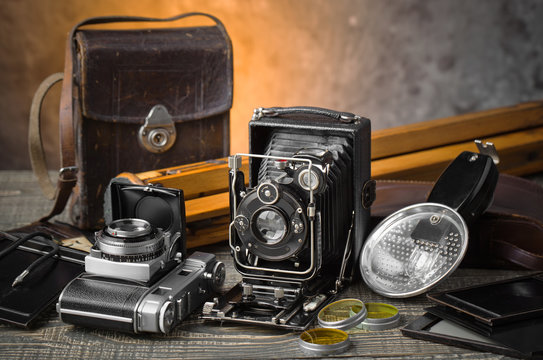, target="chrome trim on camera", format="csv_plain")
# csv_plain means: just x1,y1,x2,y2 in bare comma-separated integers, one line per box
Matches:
59,308,134,324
